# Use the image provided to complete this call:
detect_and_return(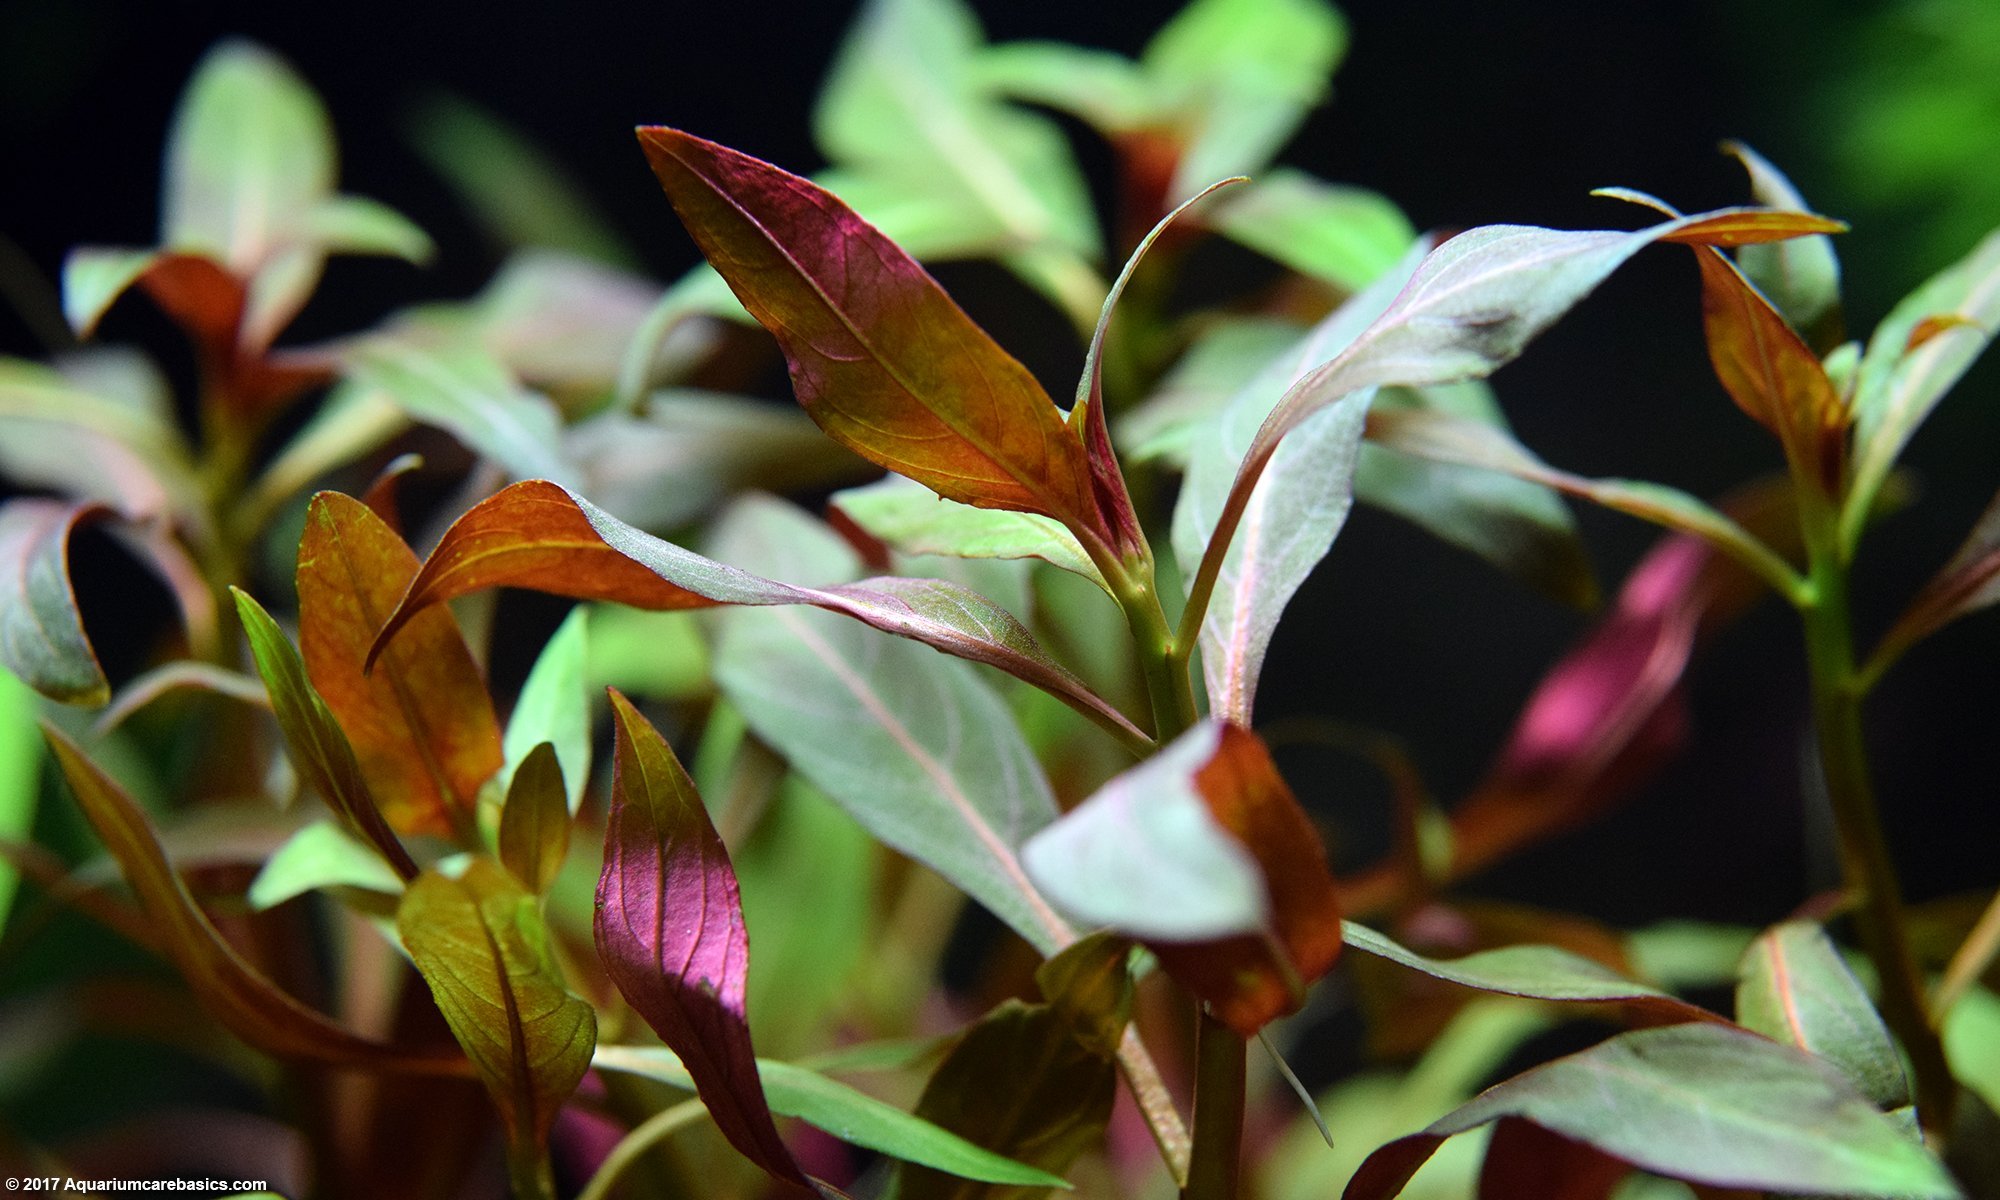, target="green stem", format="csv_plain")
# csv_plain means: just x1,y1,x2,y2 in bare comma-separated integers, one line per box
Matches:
1182,1009,1246,1200
505,1137,558,1200
576,1097,709,1200
1798,509,1956,1134
1101,556,1198,741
